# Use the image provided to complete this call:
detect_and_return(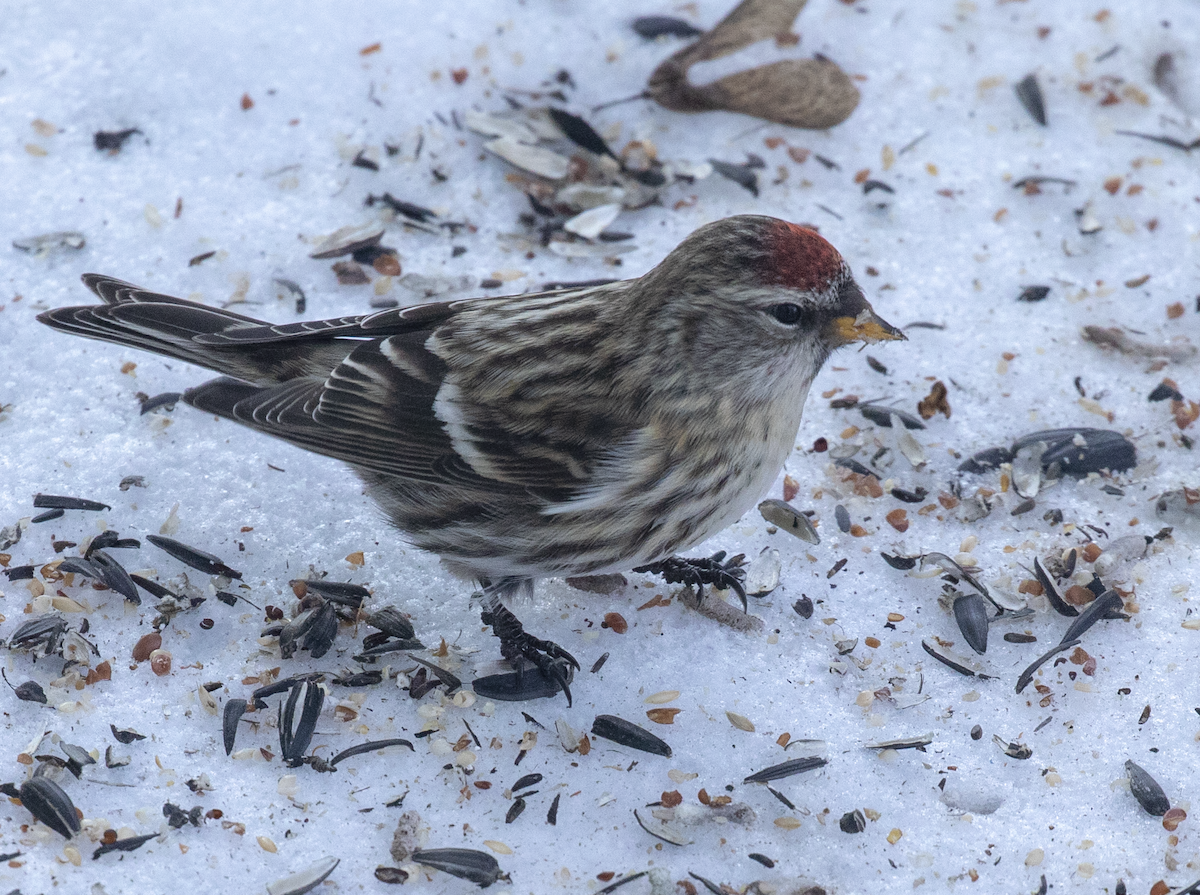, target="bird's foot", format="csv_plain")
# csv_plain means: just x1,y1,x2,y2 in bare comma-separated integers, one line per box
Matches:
634,550,748,612
481,601,579,706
